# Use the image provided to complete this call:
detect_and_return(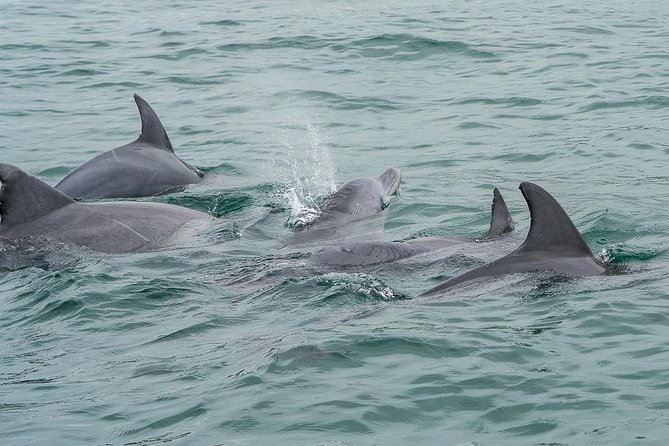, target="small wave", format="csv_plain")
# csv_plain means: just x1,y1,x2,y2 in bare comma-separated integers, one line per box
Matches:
454,97,543,107
552,26,615,35
280,419,372,434
333,33,497,60
84,81,142,89
162,75,229,85
0,43,46,51
457,121,499,130
153,47,211,60
28,298,85,324
121,404,206,436
146,320,218,344
579,96,669,112
59,68,100,77
217,35,333,52
59,40,109,48
292,90,402,111
491,152,553,162
200,19,243,27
